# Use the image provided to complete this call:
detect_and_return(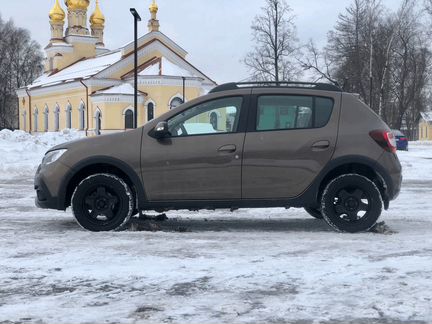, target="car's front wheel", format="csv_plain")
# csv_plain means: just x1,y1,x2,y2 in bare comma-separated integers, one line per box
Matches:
71,173,134,232
321,174,383,233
